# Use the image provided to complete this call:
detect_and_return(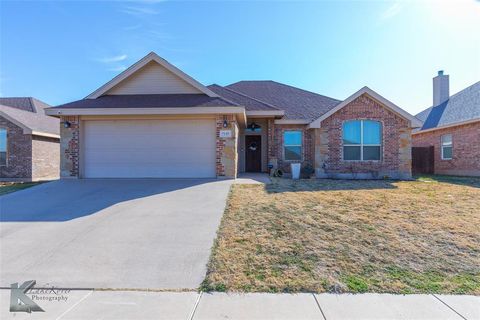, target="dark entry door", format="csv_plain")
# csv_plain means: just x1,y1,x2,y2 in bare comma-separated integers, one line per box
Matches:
245,135,262,172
